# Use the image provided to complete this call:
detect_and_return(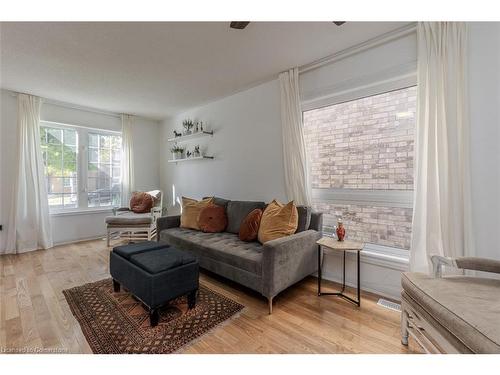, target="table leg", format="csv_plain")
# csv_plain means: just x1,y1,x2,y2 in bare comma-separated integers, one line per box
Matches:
317,245,322,296
340,251,346,293
357,250,361,306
